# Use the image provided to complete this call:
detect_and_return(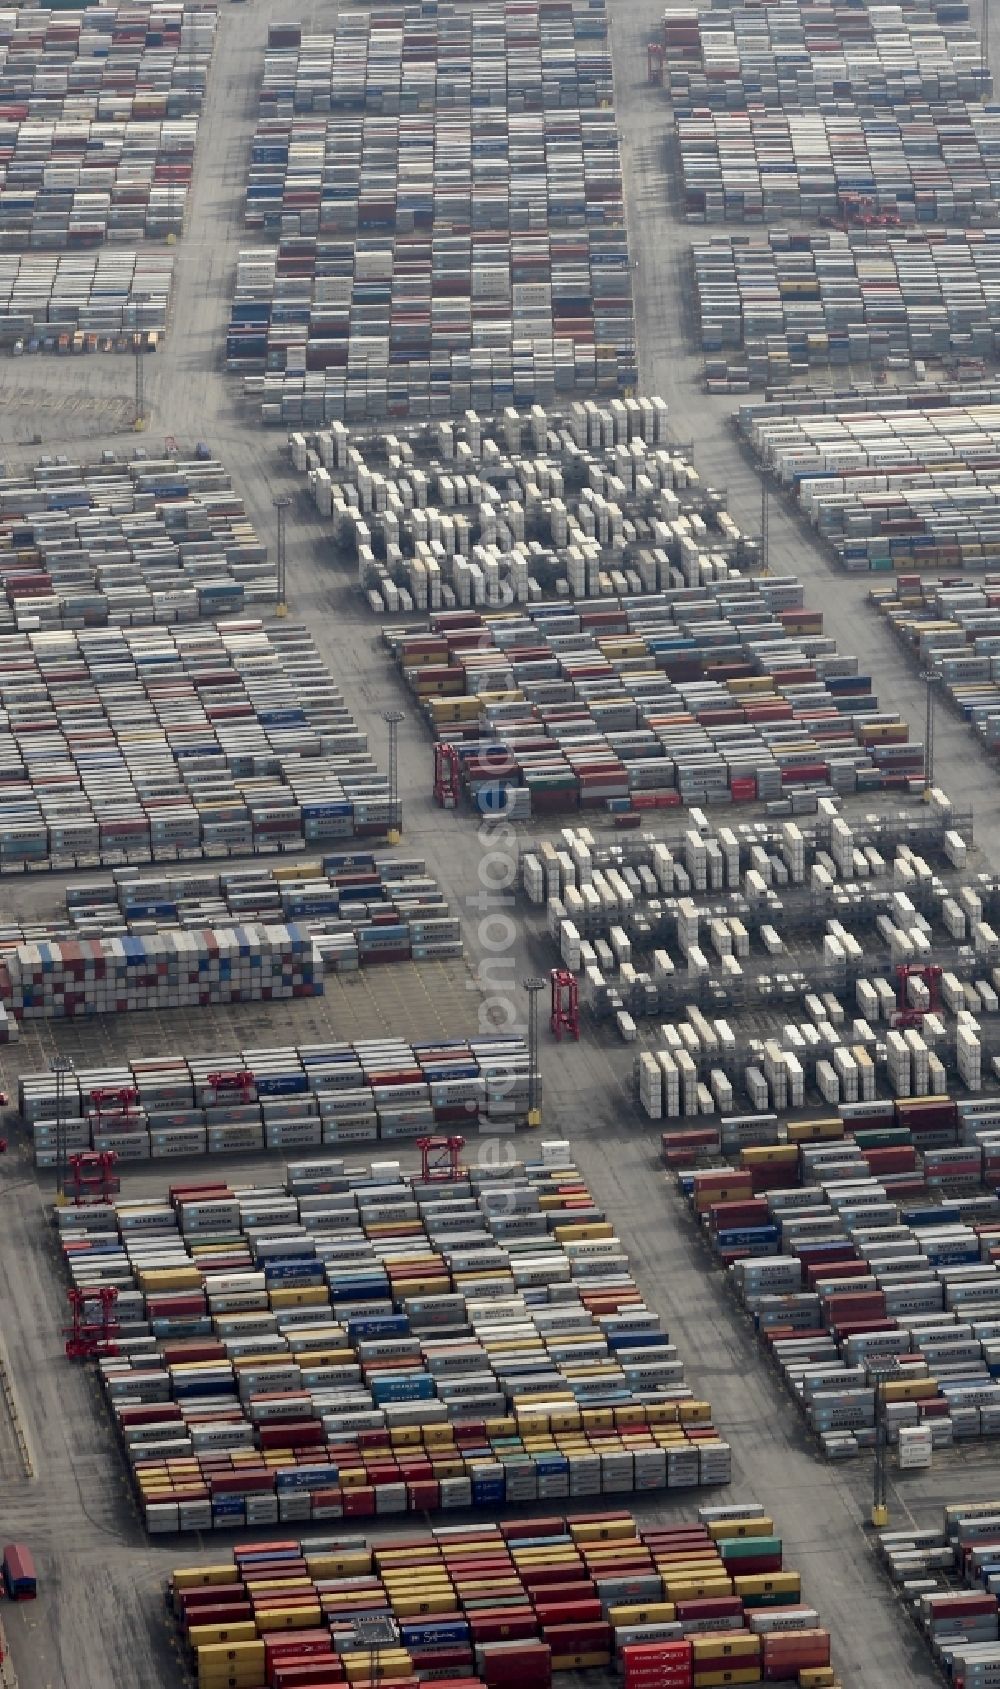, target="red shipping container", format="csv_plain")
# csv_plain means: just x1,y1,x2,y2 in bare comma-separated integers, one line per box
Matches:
342,1487,377,1518
468,1611,539,1643
539,1621,612,1655
264,1632,335,1663
762,1628,830,1678
519,1568,593,1591
273,1671,346,1689
531,1600,603,1627
475,1643,552,1689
